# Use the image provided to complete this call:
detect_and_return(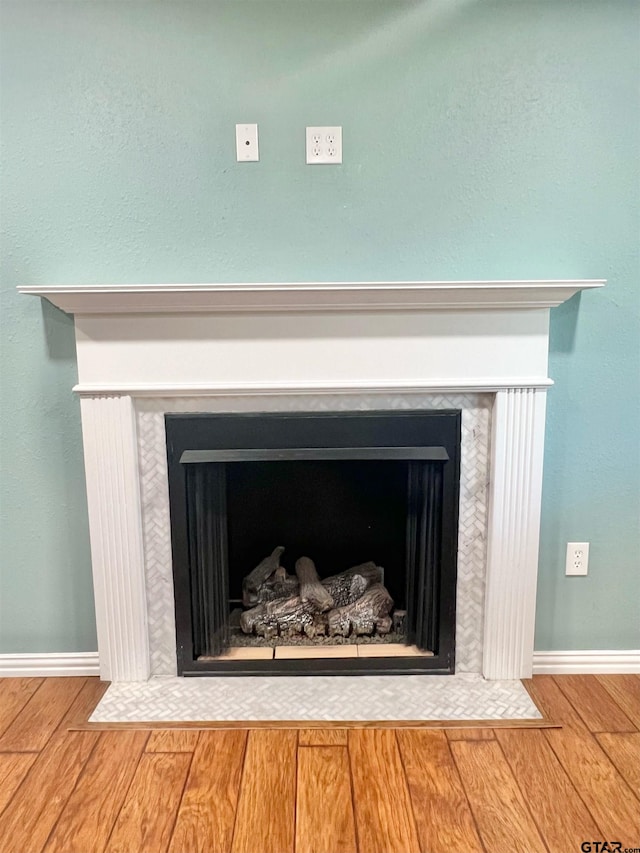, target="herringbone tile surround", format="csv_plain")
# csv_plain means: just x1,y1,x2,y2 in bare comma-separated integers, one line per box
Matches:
136,394,491,676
